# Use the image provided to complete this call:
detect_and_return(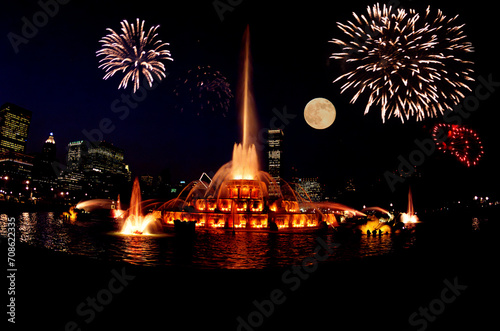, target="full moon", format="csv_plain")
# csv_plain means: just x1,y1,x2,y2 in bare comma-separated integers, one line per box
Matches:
304,98,336,130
